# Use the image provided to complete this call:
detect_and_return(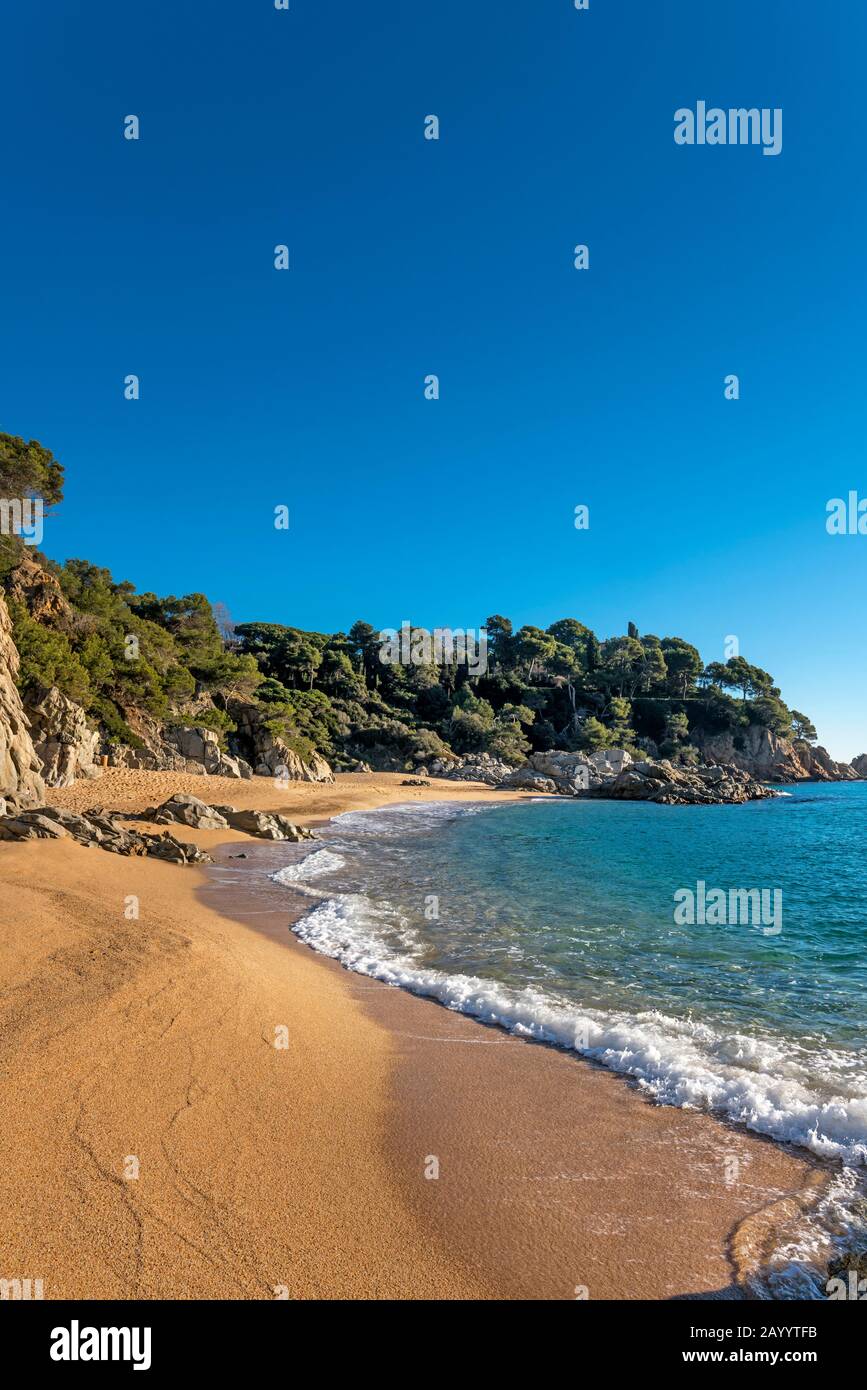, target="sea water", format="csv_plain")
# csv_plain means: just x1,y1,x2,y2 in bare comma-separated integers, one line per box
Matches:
270,782,867,1293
